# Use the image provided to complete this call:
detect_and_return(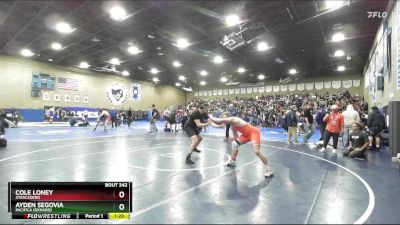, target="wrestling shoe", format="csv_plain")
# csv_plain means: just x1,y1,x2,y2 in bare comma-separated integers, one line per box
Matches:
194,148,201,153
332,149,337,154
185,156,194,164
226,159,236,167
265,166,274,178
320,147,326,153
